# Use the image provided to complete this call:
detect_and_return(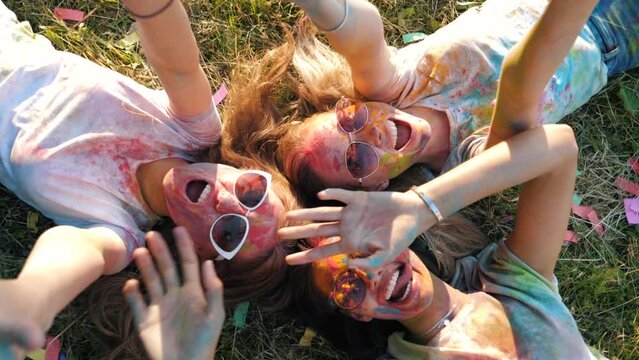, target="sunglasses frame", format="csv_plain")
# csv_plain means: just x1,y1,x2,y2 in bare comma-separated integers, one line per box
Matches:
329,269,367,310
335,97,380,186
208,170,272,261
